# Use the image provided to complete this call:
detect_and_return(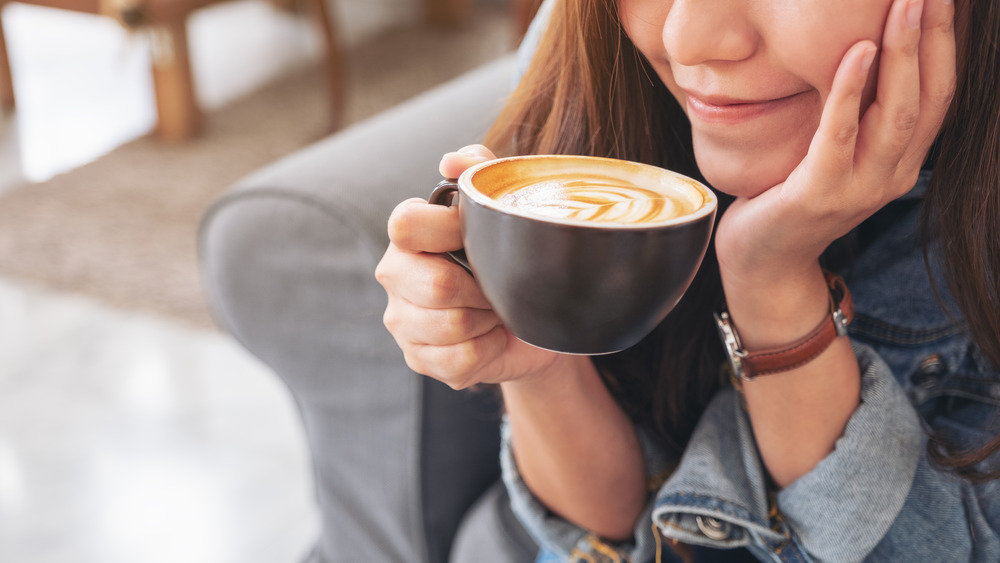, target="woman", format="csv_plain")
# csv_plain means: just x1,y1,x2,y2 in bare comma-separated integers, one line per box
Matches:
376,0,1000,560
